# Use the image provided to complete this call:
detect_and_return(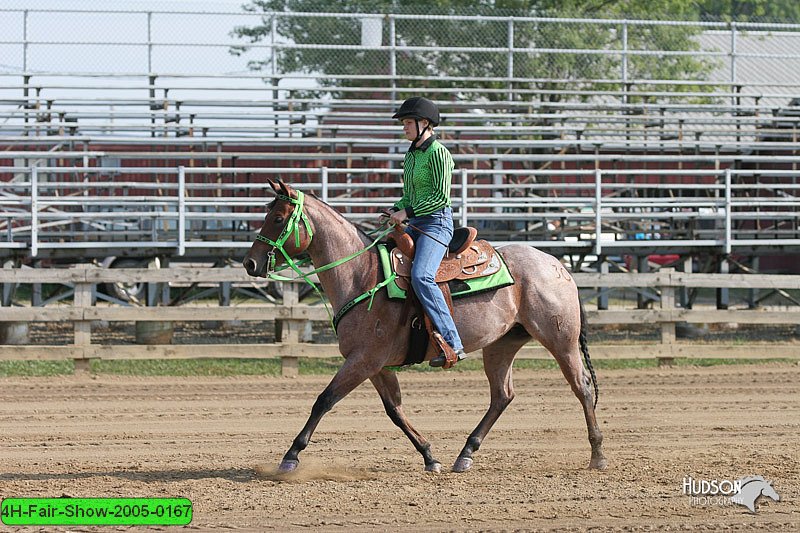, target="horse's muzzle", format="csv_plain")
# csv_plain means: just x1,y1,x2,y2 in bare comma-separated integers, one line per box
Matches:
243,257,265,278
